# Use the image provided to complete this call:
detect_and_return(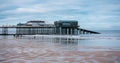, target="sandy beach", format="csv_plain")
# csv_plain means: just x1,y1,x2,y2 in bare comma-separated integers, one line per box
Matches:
0,37,120,63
